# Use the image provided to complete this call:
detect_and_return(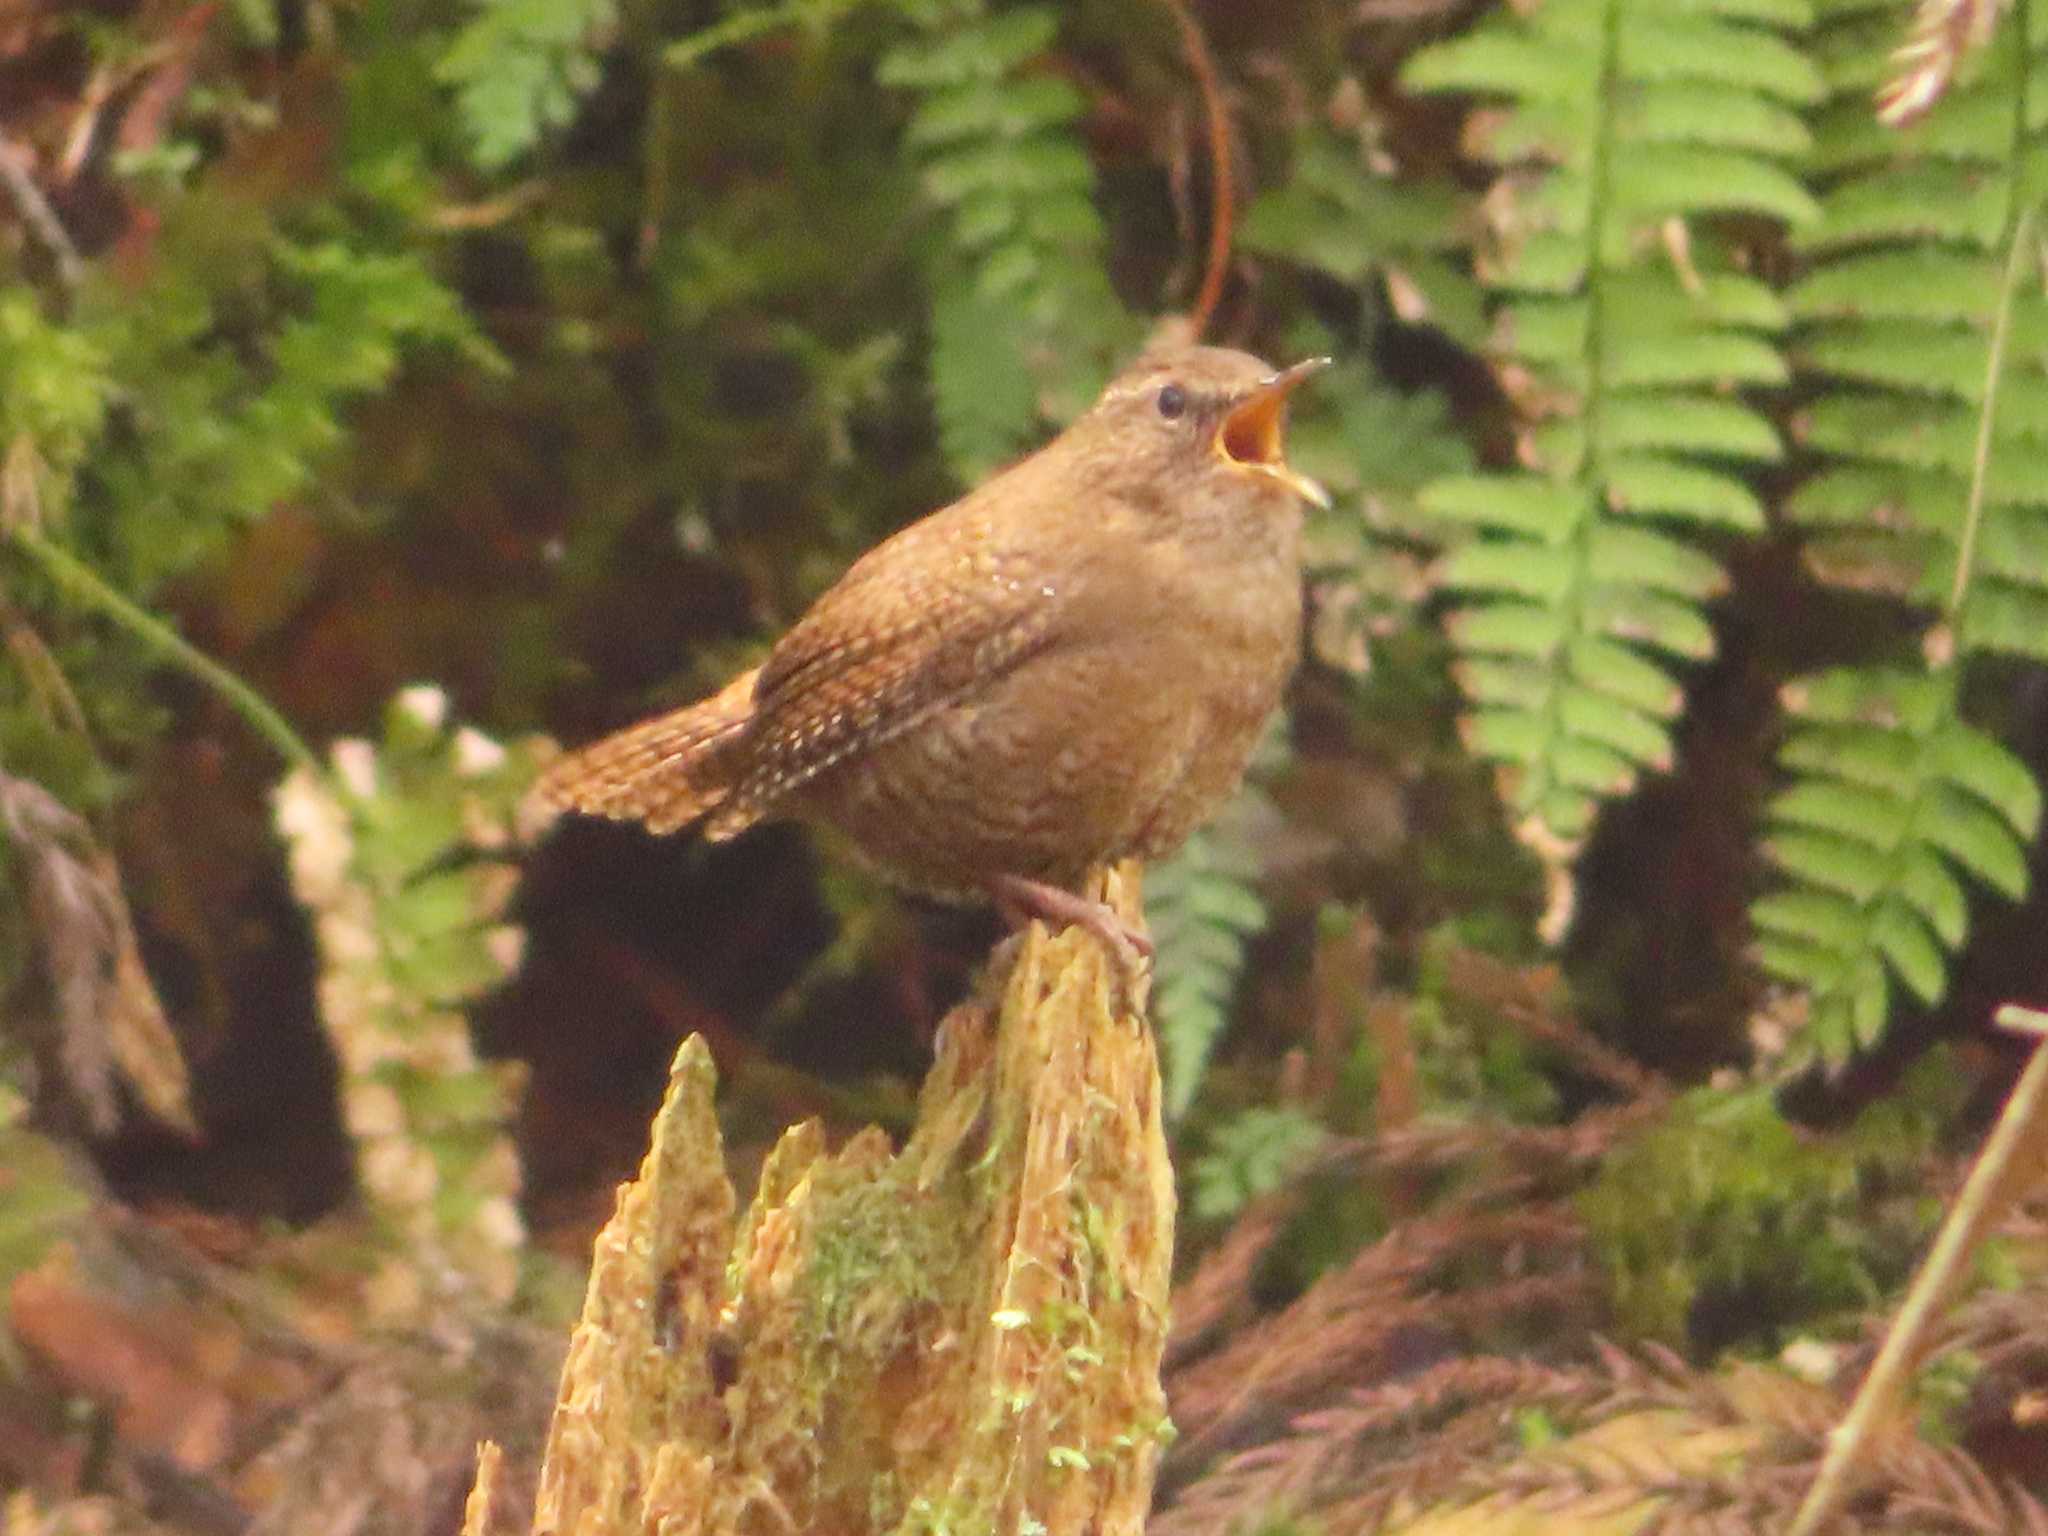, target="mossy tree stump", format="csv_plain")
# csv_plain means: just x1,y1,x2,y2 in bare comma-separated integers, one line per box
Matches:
468,865,1174,1536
